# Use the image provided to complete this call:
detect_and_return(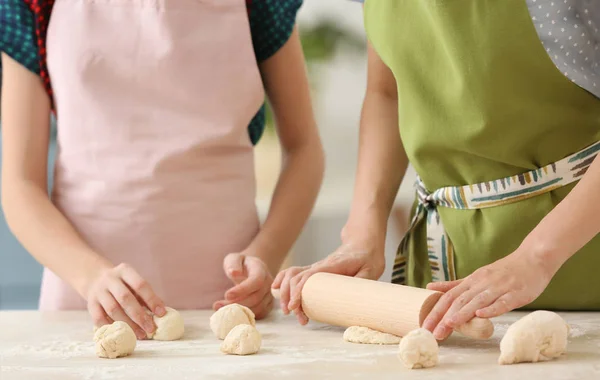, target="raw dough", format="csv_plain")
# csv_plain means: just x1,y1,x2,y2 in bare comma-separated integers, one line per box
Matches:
397,328,439,369
220,324,262,355
210,304,256,340
499,310,569,365
343,326,401,345
149,307,185,341
94,321,137,359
